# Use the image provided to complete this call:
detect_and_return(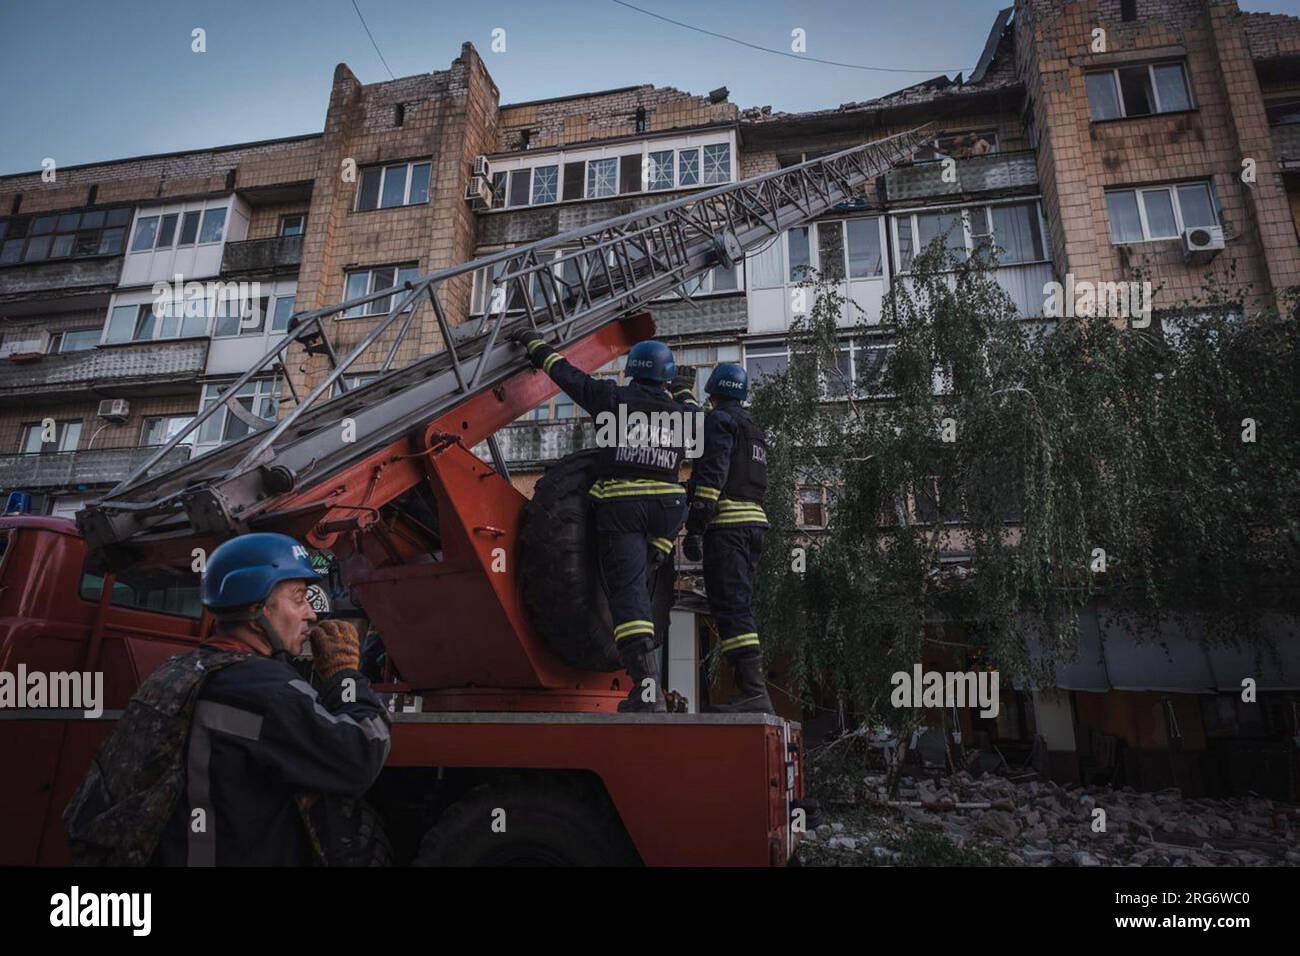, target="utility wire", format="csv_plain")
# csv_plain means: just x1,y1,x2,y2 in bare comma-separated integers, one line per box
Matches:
610,0,971,76
350,0,396,80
